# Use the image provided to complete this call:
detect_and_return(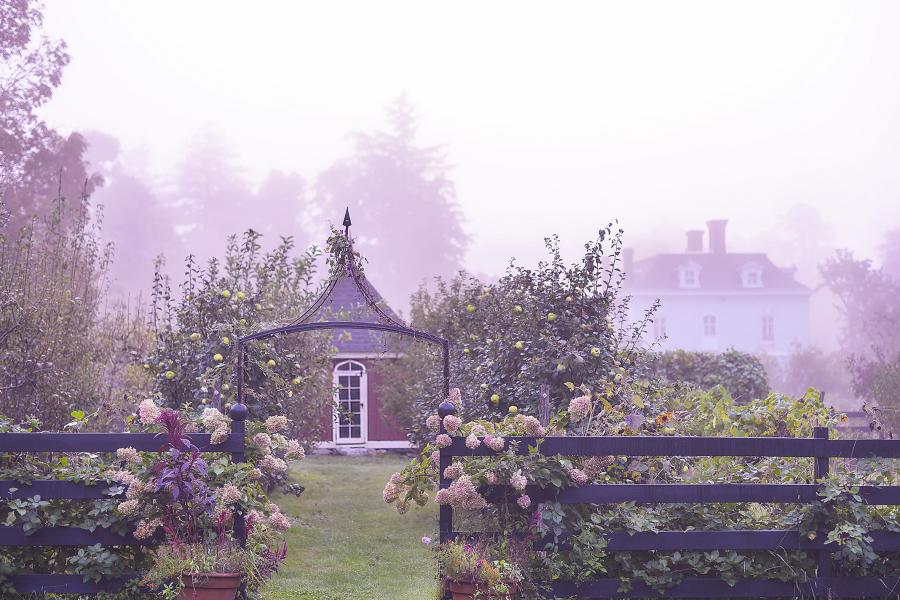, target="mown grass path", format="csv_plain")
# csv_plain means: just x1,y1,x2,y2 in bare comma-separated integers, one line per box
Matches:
264,454,439,600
